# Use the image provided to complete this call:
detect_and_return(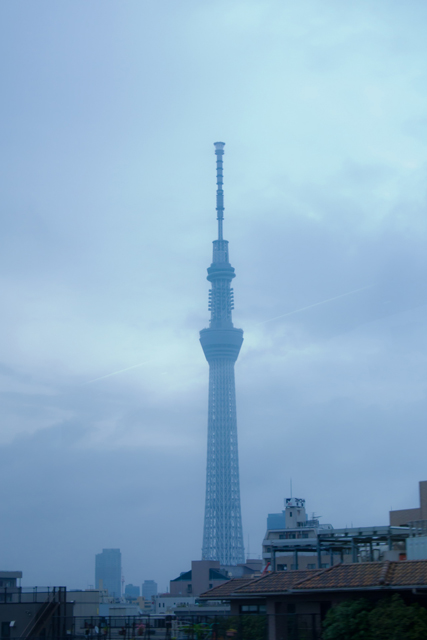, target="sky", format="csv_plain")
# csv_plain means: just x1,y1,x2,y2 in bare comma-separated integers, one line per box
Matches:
0,0,427,593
